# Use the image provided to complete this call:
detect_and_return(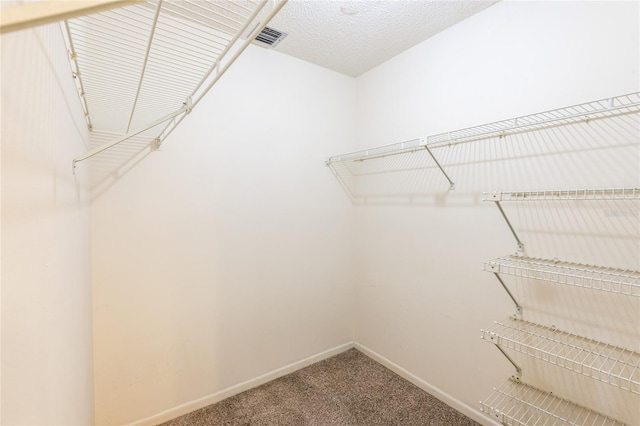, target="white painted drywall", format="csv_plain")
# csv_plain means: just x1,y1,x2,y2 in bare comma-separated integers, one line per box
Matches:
0,24,94,425
90,46,356,424
354,1,639,424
